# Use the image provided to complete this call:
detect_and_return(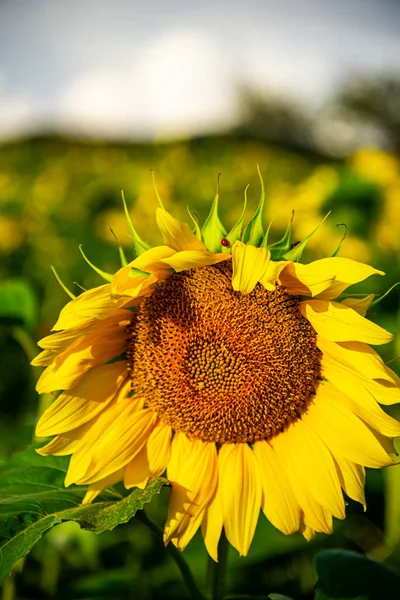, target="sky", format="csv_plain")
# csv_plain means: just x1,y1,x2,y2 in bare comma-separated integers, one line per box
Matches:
0,0,399,140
